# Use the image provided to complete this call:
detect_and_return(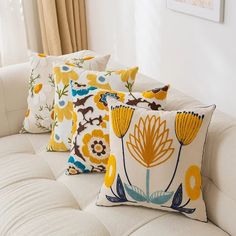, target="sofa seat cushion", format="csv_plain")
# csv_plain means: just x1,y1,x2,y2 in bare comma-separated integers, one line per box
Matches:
0,133,228,236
